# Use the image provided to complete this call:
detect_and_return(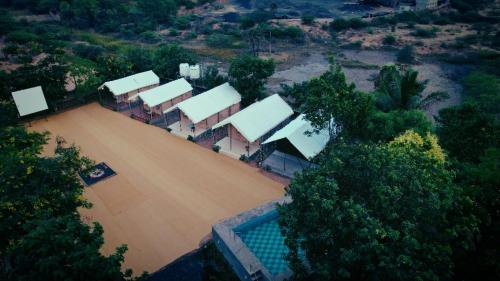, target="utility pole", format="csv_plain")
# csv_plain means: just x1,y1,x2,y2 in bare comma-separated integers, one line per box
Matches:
269,31,272,56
